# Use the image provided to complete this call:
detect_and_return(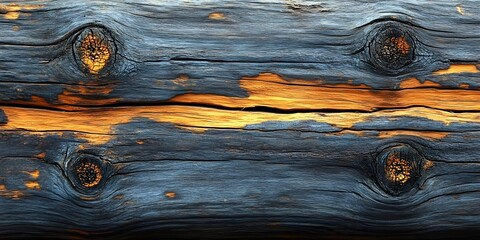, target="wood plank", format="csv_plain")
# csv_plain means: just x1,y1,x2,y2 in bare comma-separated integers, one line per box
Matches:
1,107,480,238
1,0,480,238
0,0,479,109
